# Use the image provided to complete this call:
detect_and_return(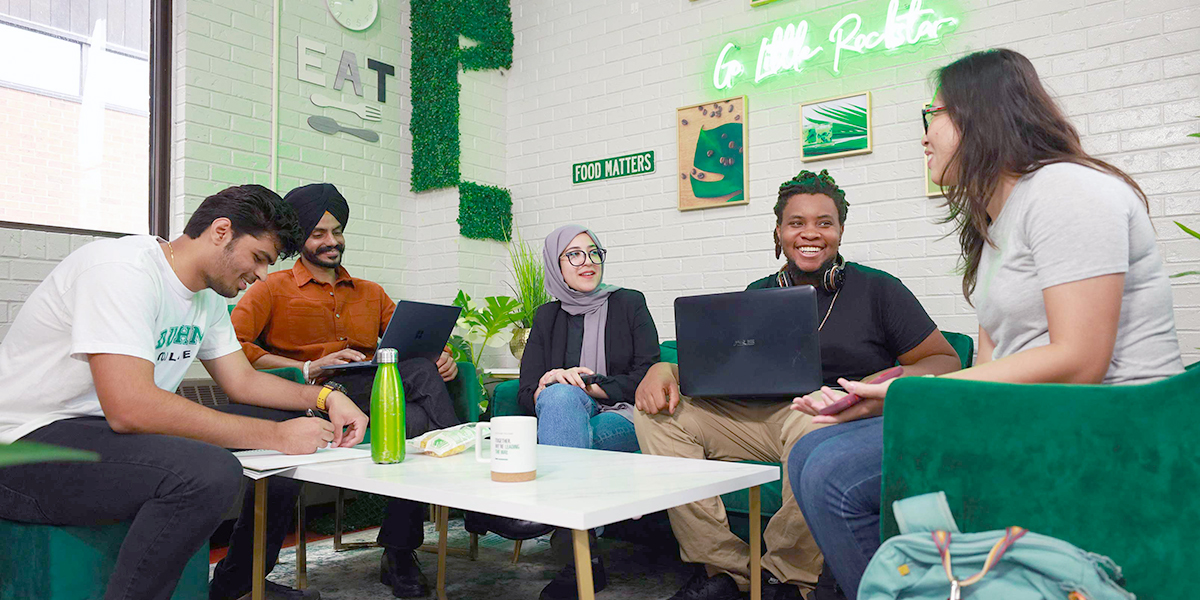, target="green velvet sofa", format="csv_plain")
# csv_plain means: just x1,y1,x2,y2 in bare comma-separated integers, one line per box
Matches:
491,332,976,536
880,359,1200,599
